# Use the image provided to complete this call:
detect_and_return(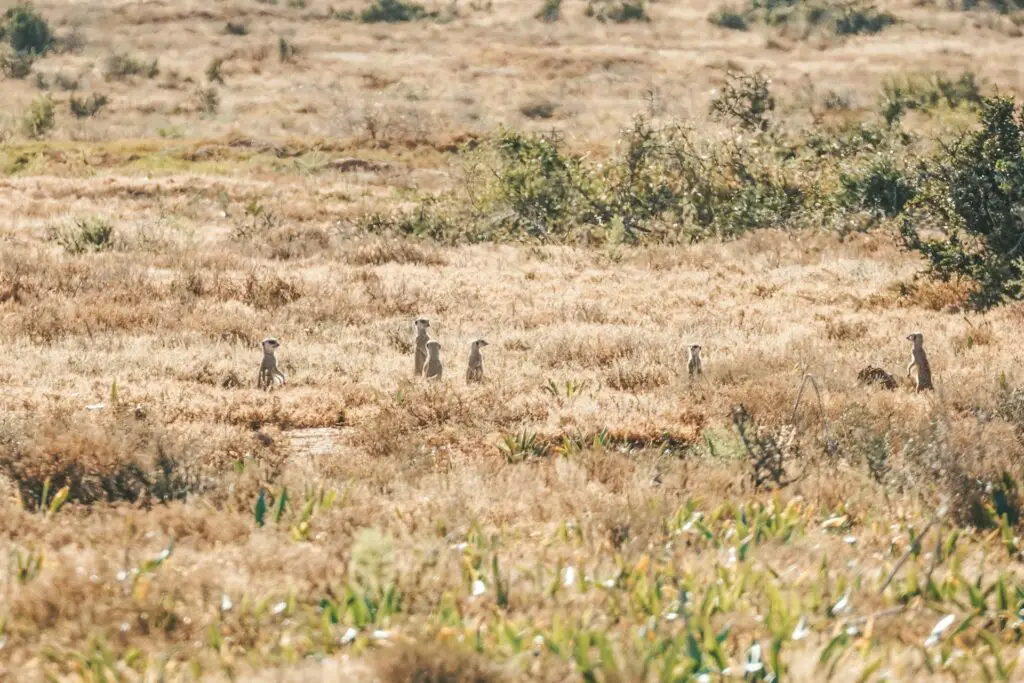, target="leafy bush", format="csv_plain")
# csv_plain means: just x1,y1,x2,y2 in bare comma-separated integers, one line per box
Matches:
710,70,775,132
53,216,116,253
832,1,895,35
360,0,428,22
21,96,53,138
2,4,51,55
194,85,220,114
68,92,107,118
839,155,916,218
900,96,1024,309
0,46,33,78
